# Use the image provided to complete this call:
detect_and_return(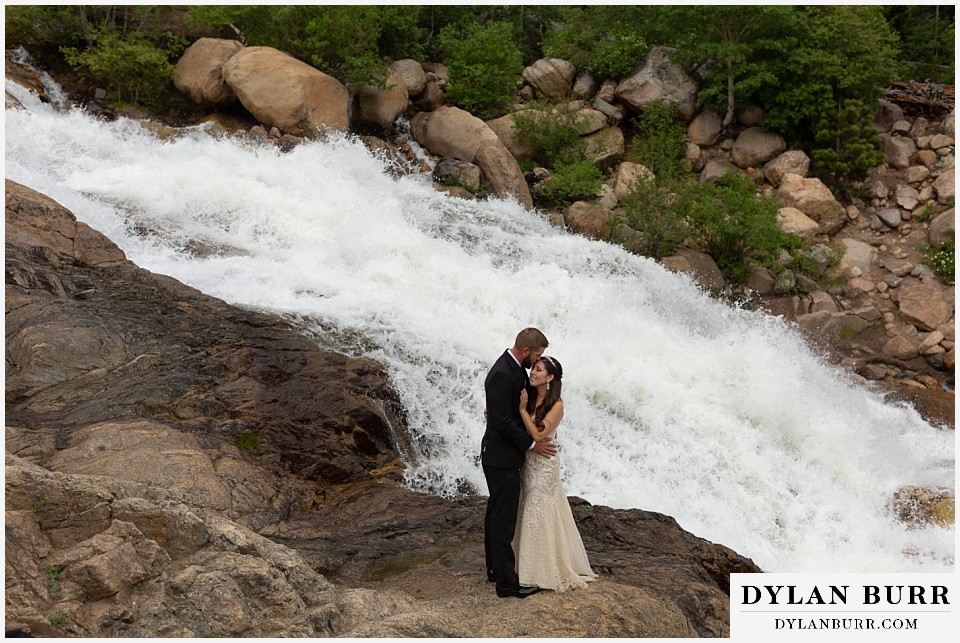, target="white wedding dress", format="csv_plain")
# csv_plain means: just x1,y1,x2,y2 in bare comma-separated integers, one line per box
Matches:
514,436,597,592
